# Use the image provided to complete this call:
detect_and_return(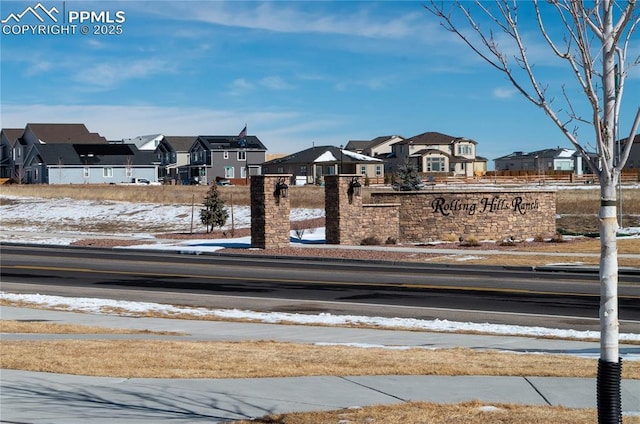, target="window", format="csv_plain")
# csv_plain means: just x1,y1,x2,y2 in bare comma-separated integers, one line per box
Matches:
426,157,445,172
237,151,246,161
375,165,382,176
360,165,367,175
277,166,284,173
300,165,307,176
224,166,234,179
223,151,229,160
240,166,246,179
103,168,113,178
457,144,473,155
